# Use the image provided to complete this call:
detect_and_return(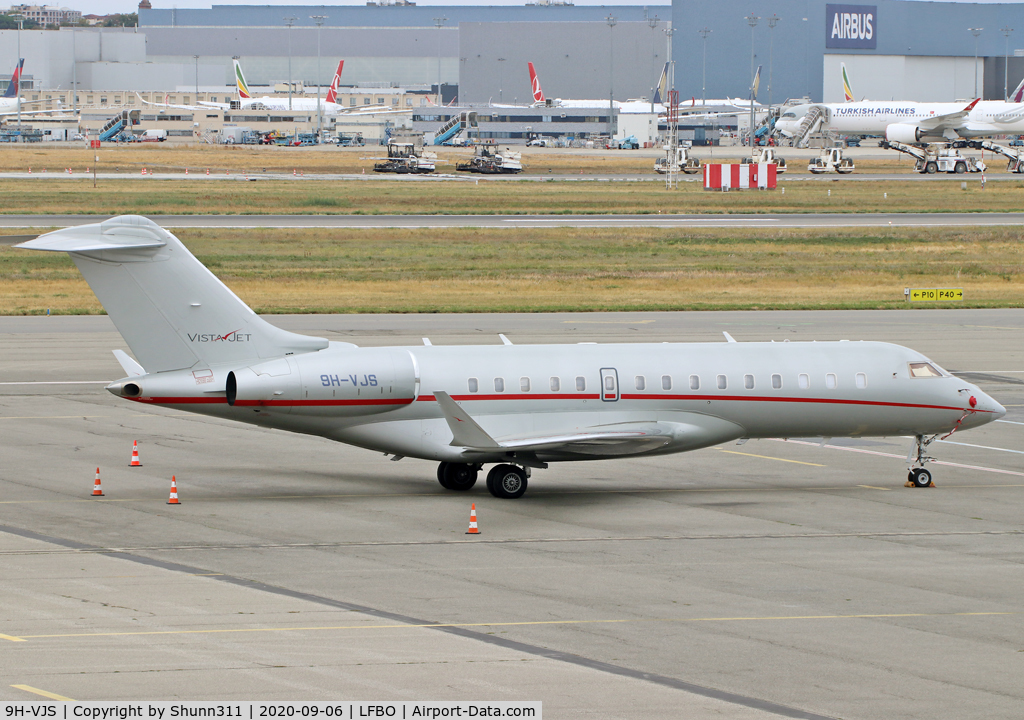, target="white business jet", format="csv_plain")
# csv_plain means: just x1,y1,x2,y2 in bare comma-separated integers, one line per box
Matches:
16,217,1004,498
